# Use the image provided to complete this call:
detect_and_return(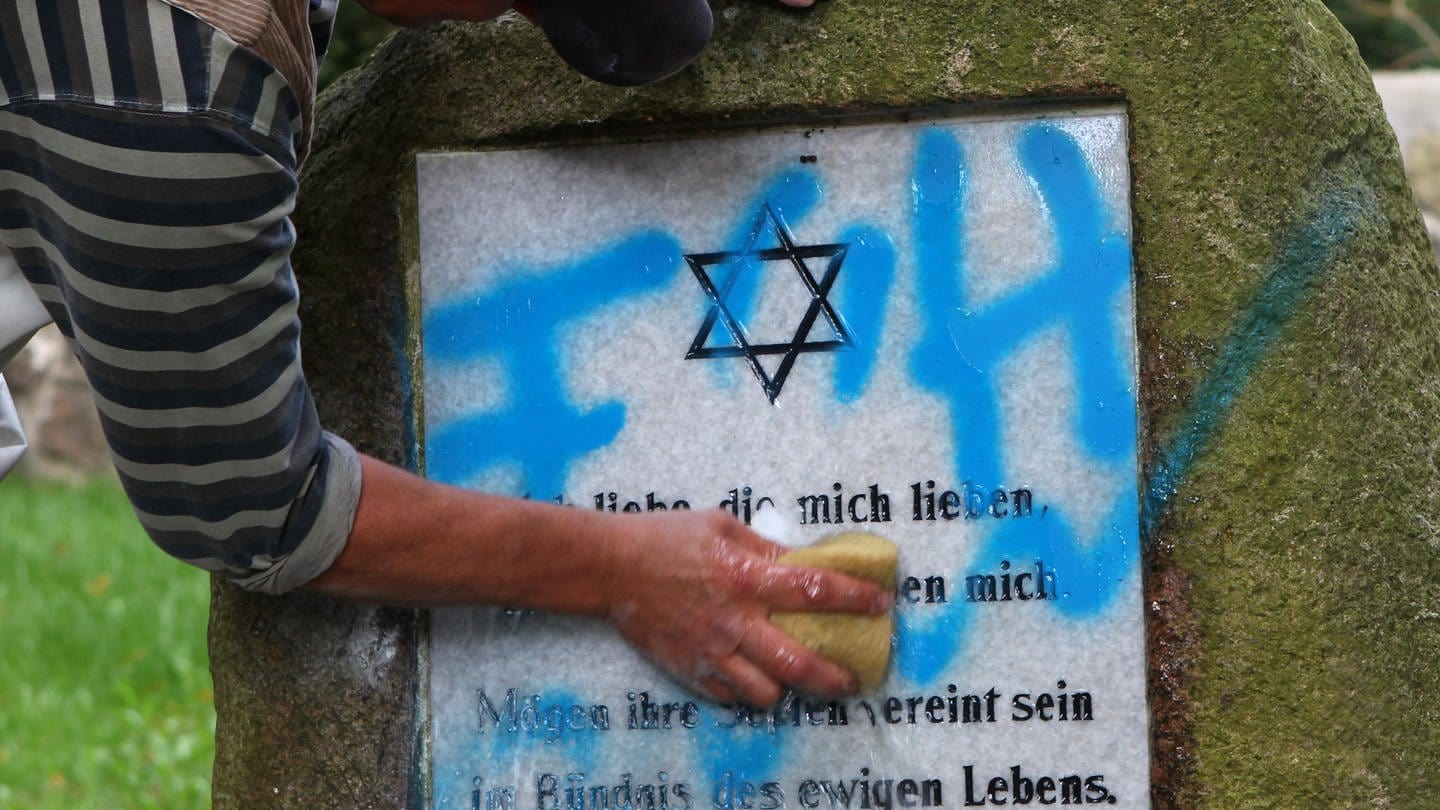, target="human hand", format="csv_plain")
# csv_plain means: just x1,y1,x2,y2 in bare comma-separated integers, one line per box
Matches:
356,0,534,27
600,510,892,707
